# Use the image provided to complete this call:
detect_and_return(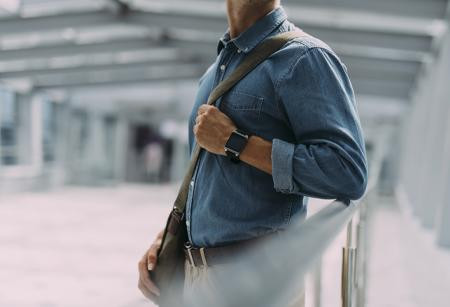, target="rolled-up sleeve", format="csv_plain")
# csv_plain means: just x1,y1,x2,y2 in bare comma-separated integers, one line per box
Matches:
272,47,368,200
272,138,296,192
